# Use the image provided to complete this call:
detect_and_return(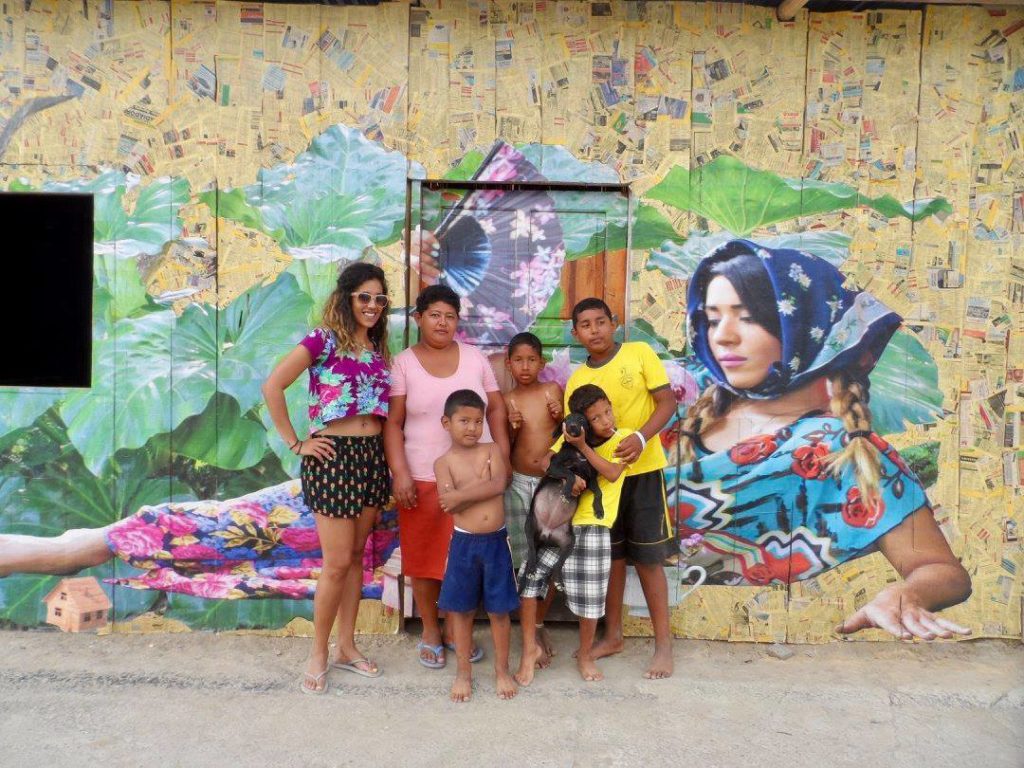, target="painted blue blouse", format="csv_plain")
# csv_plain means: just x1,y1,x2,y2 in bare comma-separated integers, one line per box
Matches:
672,414,928,586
